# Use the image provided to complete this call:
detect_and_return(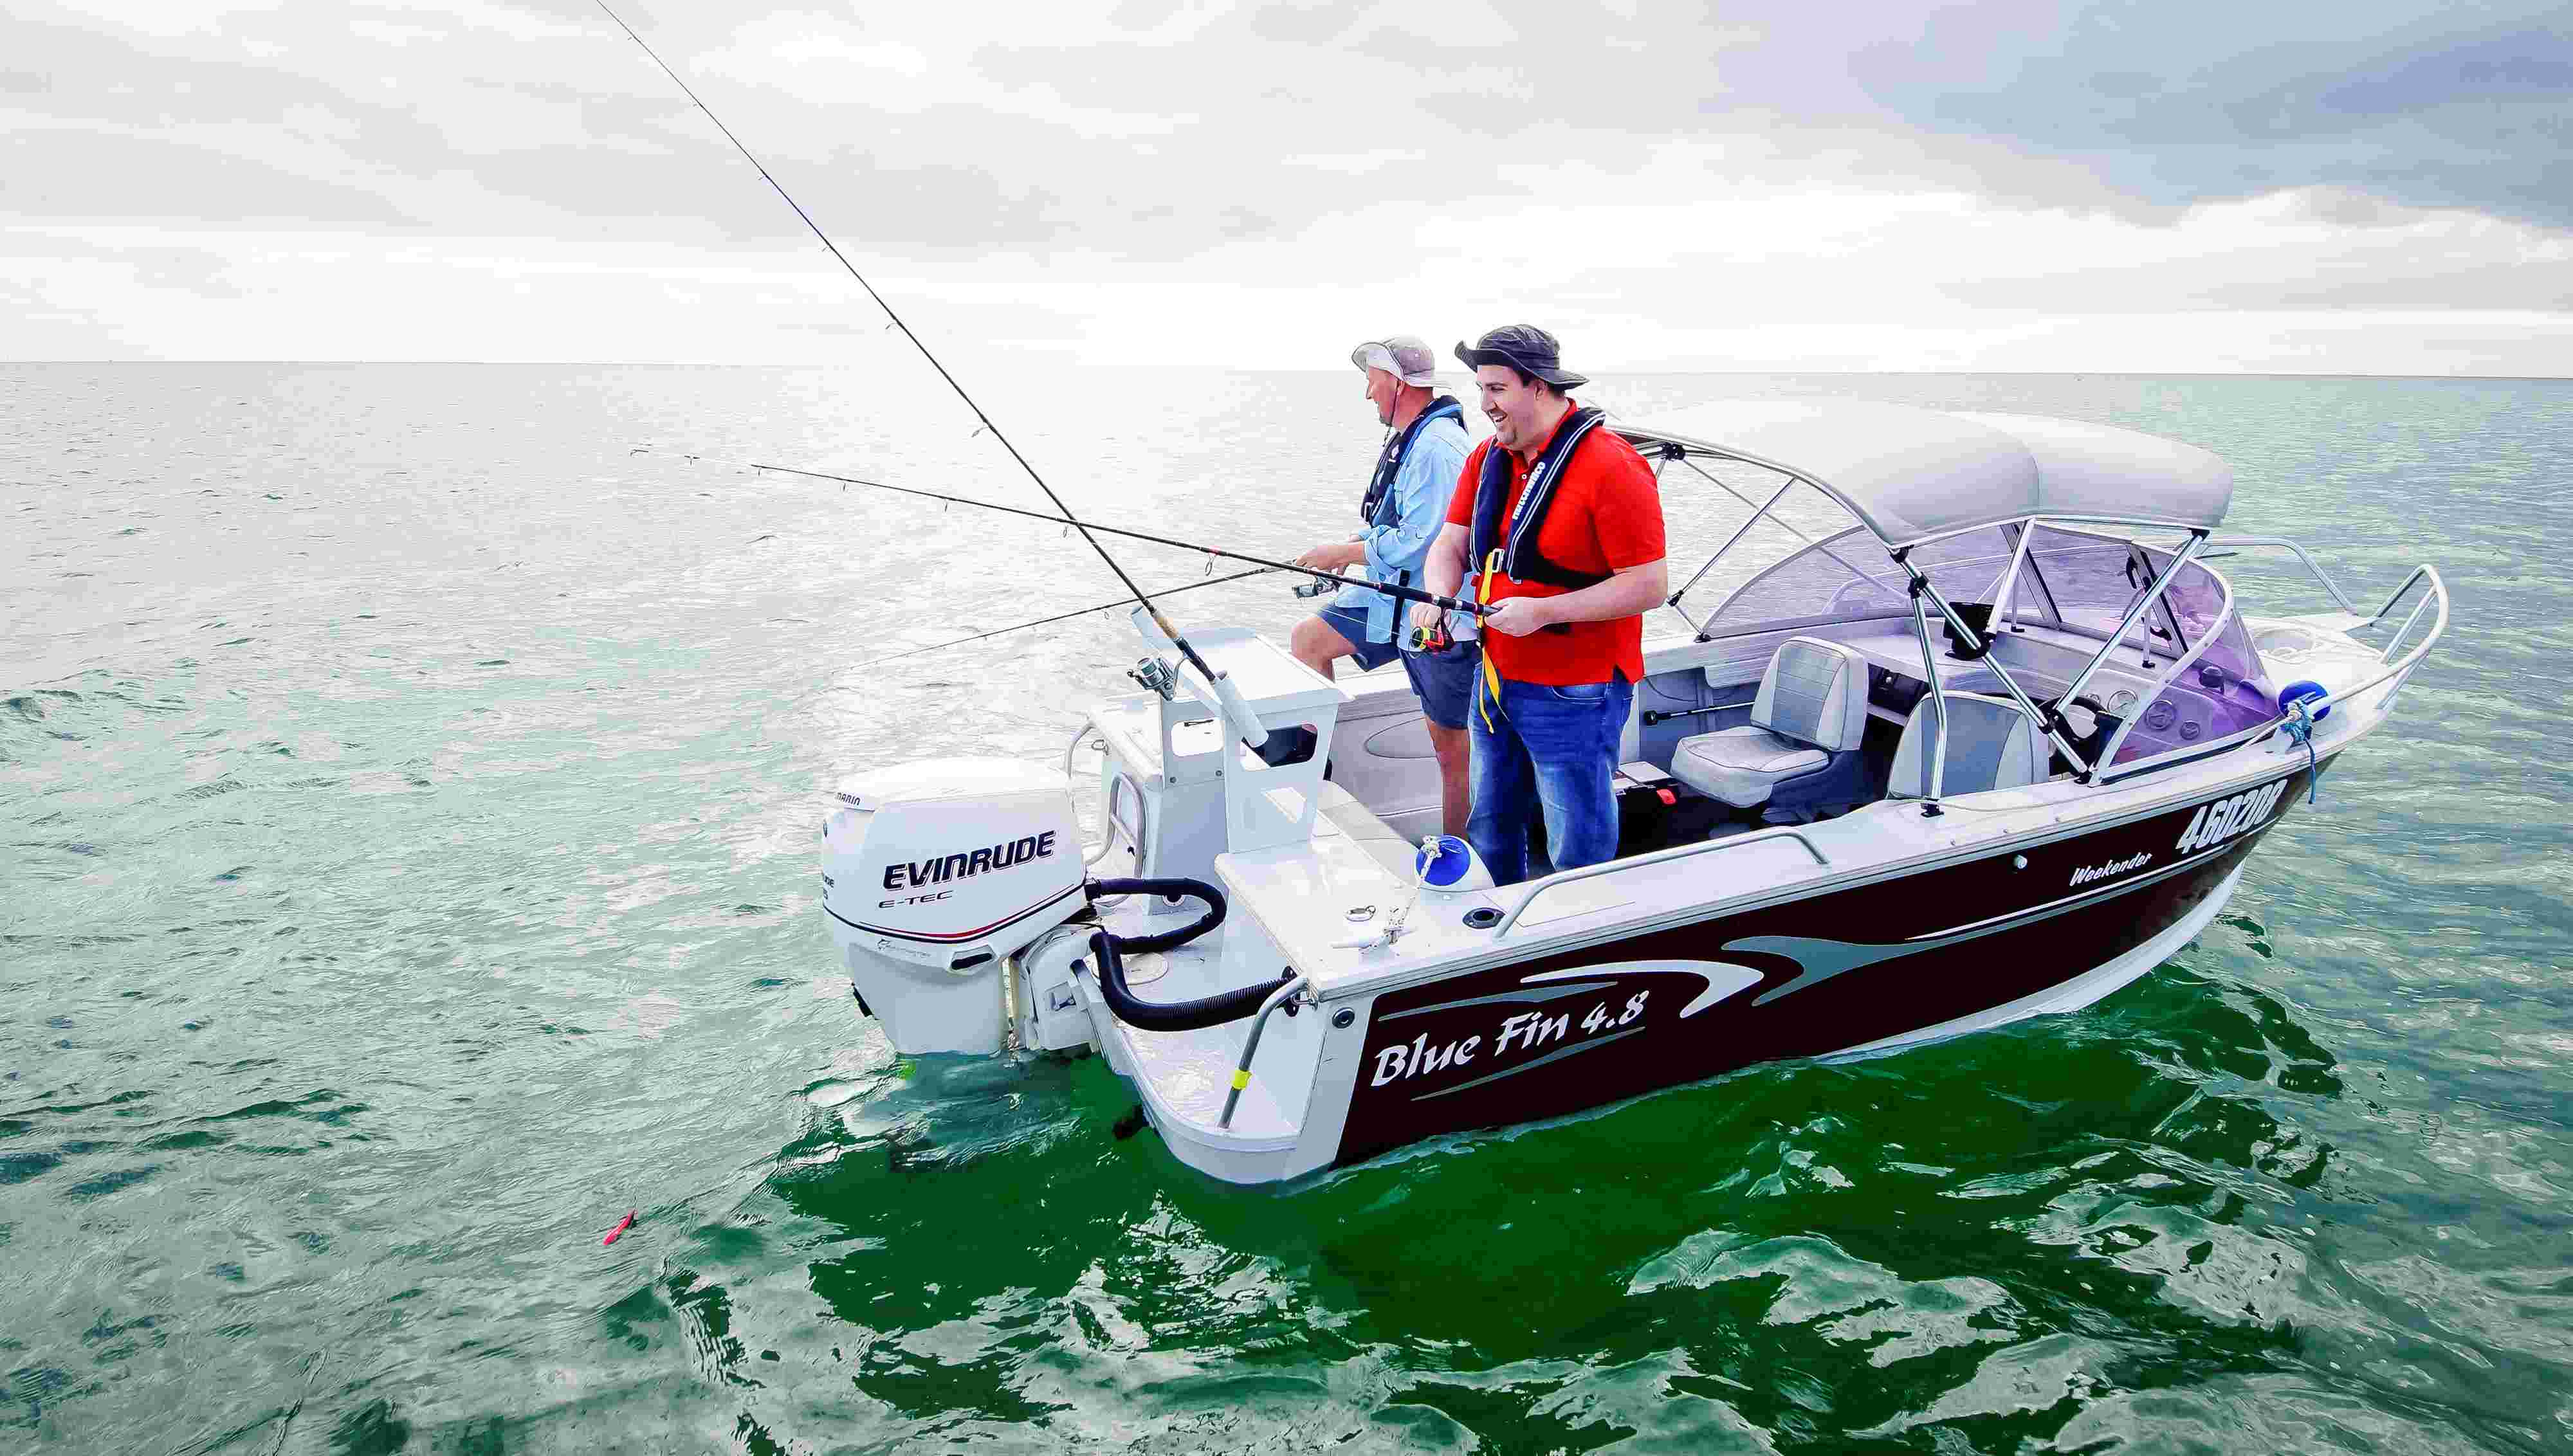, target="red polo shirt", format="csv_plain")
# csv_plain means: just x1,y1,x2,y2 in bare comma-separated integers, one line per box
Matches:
1446,411,1665,687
